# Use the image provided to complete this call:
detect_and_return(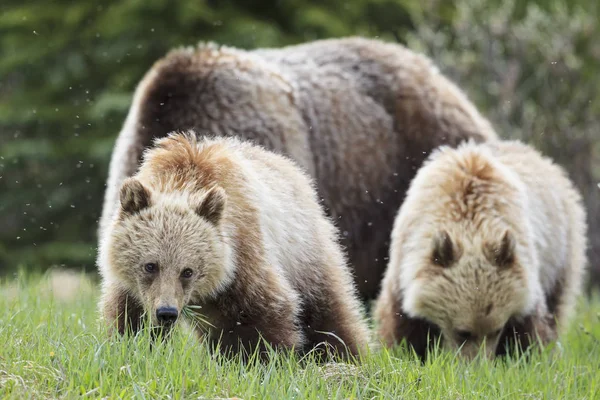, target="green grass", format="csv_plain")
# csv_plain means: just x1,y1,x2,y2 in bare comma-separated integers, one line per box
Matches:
1,270,599,399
